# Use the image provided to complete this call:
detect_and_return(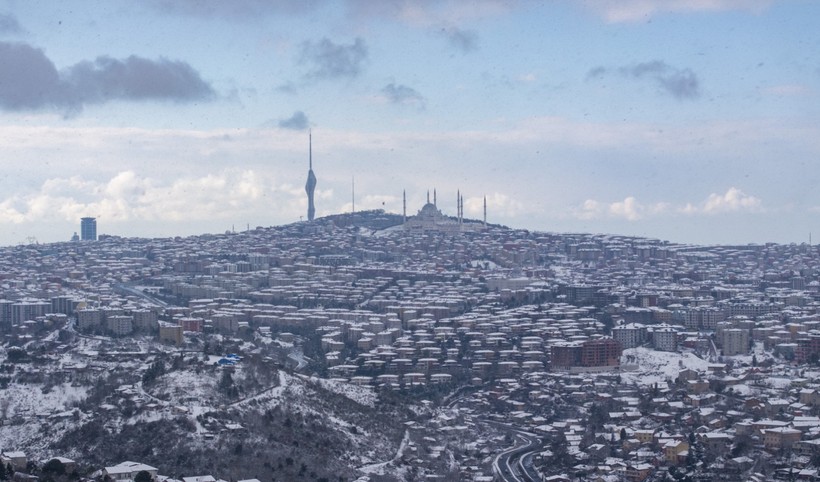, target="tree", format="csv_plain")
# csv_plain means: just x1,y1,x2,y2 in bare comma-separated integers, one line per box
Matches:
588,403,609,429
550,430,571,467
41,459,65,476
599,313,614,334
134,471,152,482
6,346,26,363
219,369,238,398
142,360,165,385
